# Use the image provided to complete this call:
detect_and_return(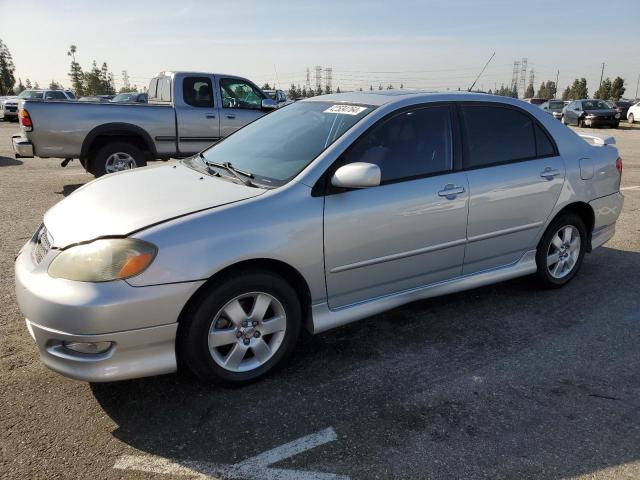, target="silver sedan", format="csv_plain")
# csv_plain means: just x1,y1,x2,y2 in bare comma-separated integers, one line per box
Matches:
15,92,624,384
